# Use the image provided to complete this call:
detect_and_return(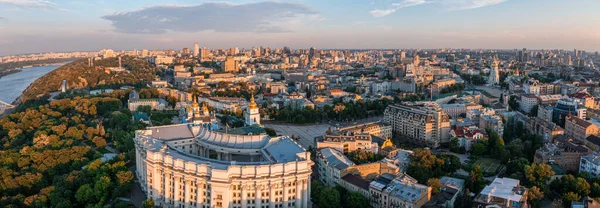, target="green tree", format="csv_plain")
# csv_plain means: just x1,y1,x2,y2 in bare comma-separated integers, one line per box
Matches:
428,178,442,195
406,148,445,183
562,192,581,208
346,192,369,208
470,142,486,156
141,198,155,208
468,165,485,193
75,184,94,204
527,186,544,208
524,163,555,187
